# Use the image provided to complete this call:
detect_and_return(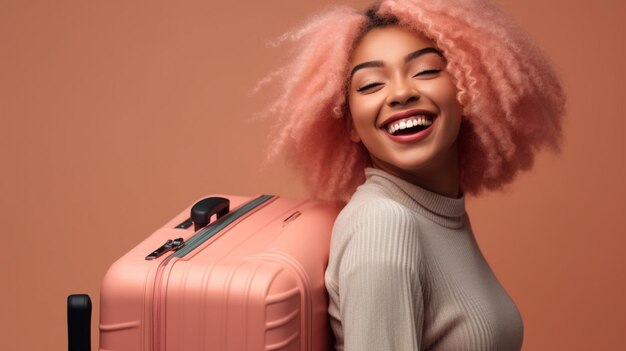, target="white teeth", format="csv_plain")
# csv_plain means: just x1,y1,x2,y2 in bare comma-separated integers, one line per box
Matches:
385,115,434,134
